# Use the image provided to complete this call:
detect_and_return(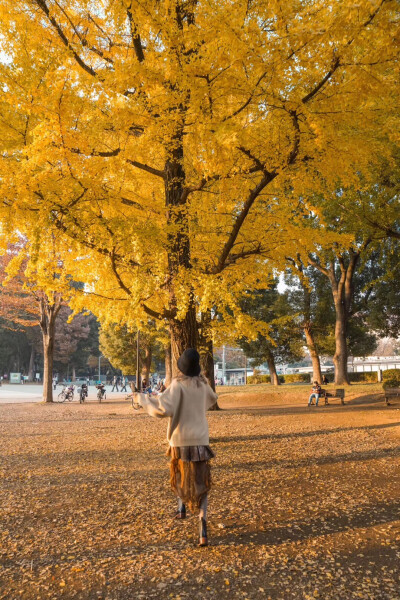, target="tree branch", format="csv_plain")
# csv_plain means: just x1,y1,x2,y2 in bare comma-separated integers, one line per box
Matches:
54,1,113,65
307,255,330,278
34,0,98,78
287,110,301,165
207,244,265,273
222,70,268,122
301,0,387,105
110,249,132,297
140,302,175,321
213,171,277,273
126,3,145,62
126,159,166,179
302,56,340,104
